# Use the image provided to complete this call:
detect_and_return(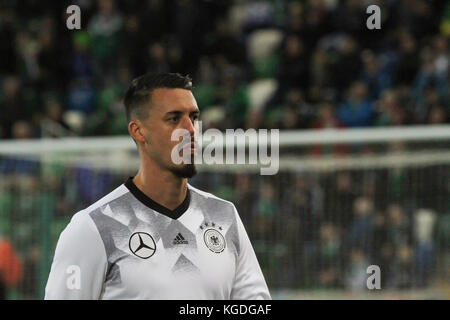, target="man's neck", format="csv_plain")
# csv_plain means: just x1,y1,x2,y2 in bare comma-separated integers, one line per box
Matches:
132,164,188,211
